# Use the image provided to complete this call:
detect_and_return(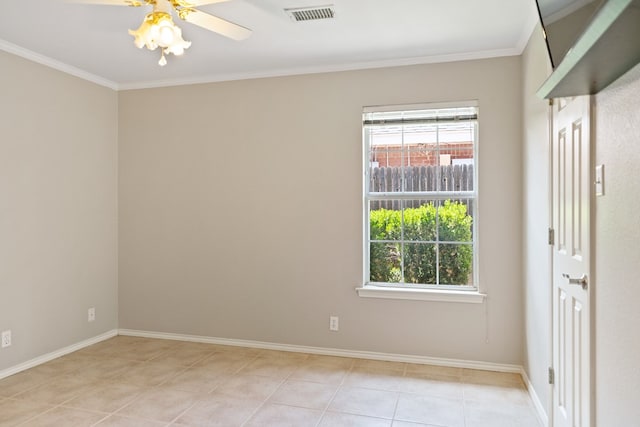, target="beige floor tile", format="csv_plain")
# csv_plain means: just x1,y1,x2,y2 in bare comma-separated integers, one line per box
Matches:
71,358,142,381
344,367,406,391
206,350,258,362
174,393,263,426
353,359,406,372
206,344,262,356
213,374,283,400
161,368,227,393
105,336,149,347
462,369,524,386
465,409,542,426
268,379,338,409
194,353,254,375
392,421,442,427
257,349,310,361
93,414,168,426
464,398,542,427
167,341,219,352
13,375,94,405
112,361,183,387
244,403,322,427
463,382,532,406
237,357,300,379
396,373,464,399
404,363,463,378
92,336,150,351
305,354,355,367
149,345,216,367
74,343,118,359
395,393,465,427
116,387,201,422
109,338,178,362
0,399,53,426
289,361,351,384
0,371,52,398
63,381,144,413
19,406,107,427
318,411,392,427
27,356,90,378
328,386,398,419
